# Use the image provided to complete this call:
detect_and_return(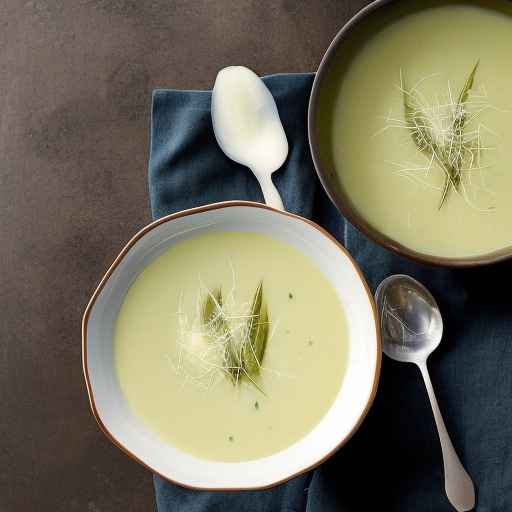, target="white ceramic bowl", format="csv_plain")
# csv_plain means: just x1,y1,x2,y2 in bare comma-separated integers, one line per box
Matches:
82,201,381,490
